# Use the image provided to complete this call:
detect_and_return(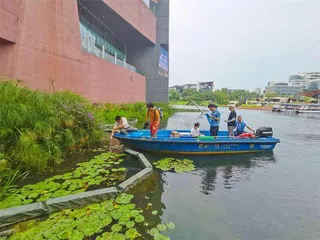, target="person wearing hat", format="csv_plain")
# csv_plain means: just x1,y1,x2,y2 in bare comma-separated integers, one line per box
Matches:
224,104,237,137
206,104,221,137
